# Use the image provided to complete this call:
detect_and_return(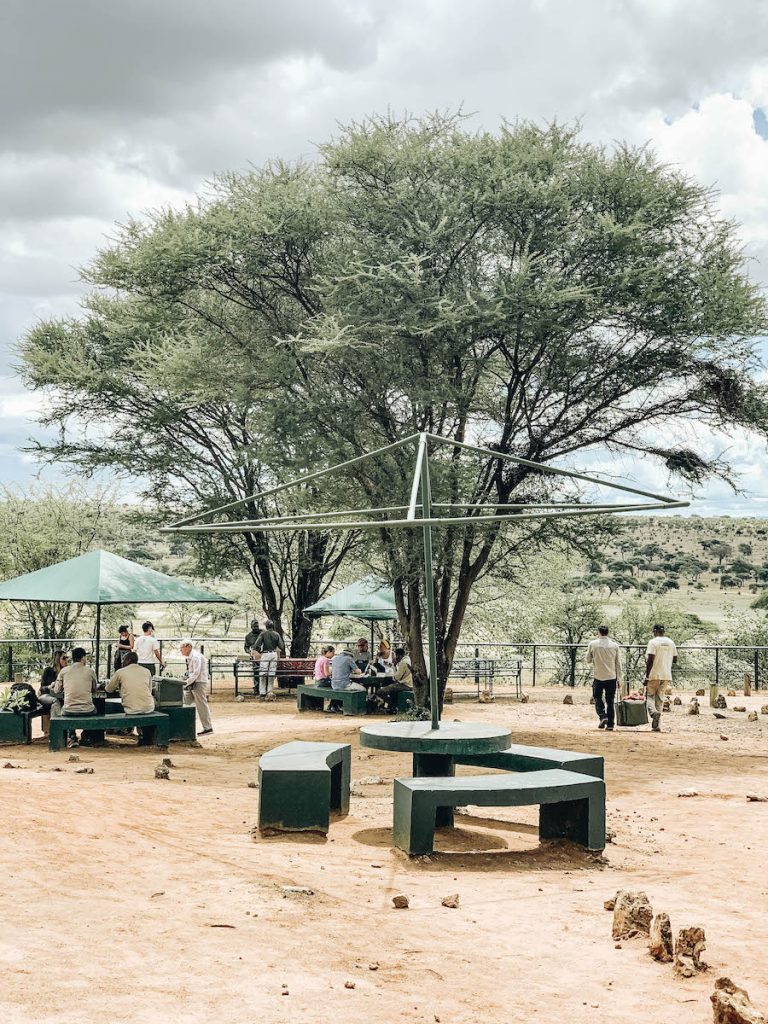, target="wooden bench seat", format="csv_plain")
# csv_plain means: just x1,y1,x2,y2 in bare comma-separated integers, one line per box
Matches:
392,768,606,855
296,684,367,716
49,712,170,752
258,740,351,834
454,743,604,779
